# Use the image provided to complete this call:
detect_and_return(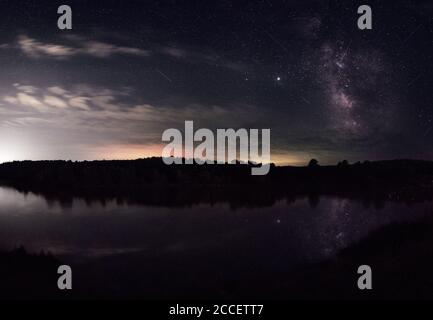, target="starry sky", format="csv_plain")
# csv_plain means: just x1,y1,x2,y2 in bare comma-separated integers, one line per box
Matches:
0,0,432,165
